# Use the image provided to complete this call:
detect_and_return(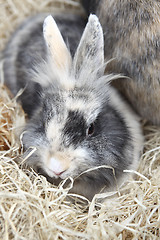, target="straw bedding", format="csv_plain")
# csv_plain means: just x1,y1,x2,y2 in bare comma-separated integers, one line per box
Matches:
0,0,160,239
